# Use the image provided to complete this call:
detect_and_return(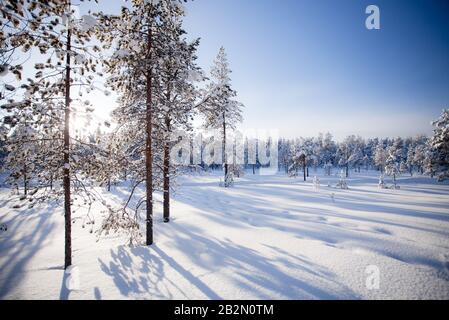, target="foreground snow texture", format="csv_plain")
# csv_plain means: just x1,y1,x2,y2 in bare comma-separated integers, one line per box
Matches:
1,172,449,299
